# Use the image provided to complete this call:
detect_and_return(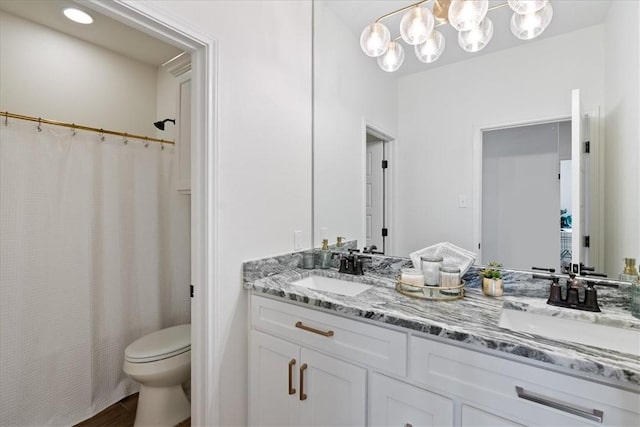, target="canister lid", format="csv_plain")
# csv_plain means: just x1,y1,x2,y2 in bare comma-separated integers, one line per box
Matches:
439,264,461,273
420,255,443,262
